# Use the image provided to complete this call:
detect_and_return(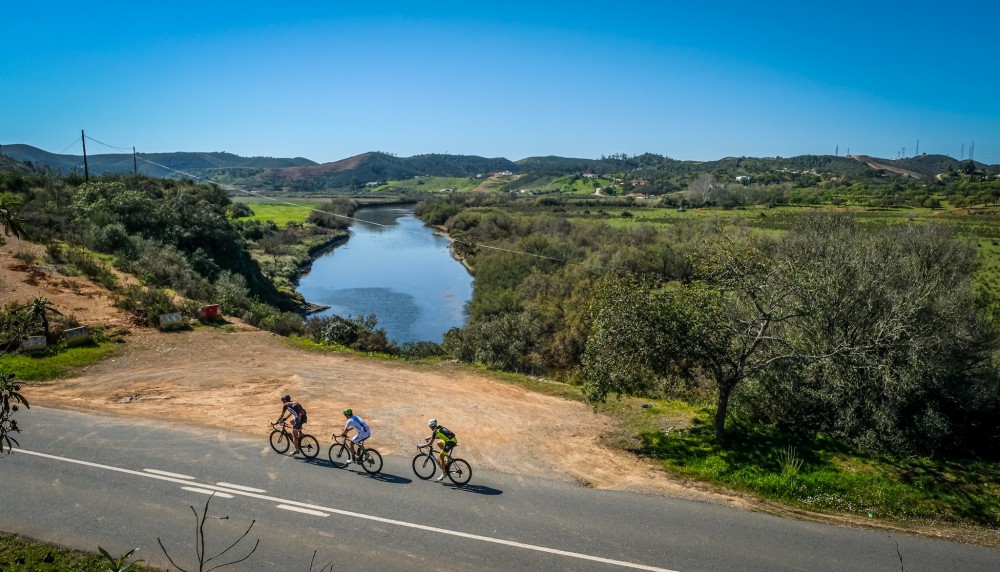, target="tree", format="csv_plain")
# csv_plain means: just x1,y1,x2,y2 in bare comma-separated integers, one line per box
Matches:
687,173,715,206
765,214,1000,453
580,273,687,402
685,233,807,442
